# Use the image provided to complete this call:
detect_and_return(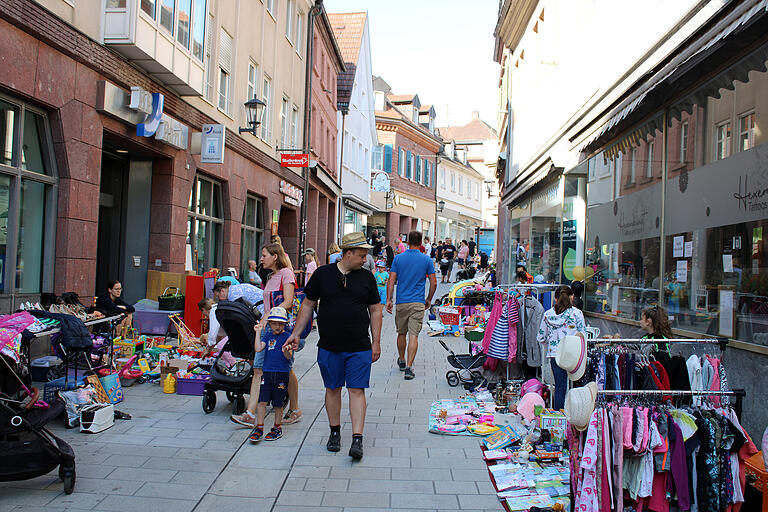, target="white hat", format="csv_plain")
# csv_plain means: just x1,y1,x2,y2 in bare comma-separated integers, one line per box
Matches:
555,334,587,381
564,382,597,431
266,306,289,323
